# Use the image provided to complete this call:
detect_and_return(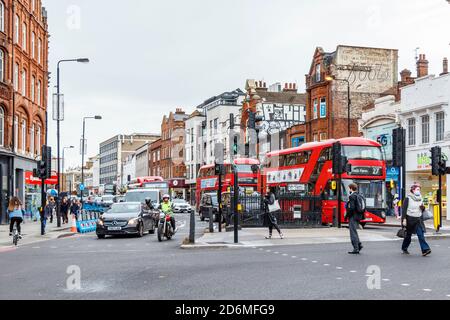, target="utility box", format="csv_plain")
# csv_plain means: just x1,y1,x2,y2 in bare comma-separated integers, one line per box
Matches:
293,205,302,220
